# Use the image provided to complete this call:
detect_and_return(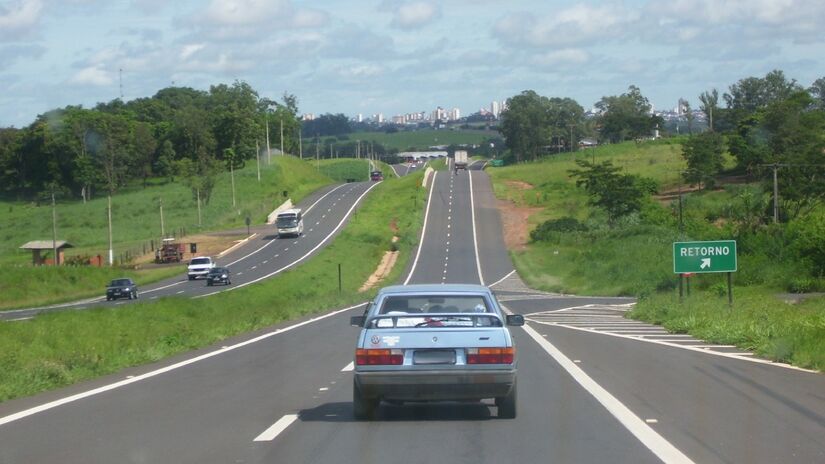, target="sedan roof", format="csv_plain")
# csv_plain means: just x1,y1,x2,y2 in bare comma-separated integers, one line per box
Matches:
377,284,490,295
